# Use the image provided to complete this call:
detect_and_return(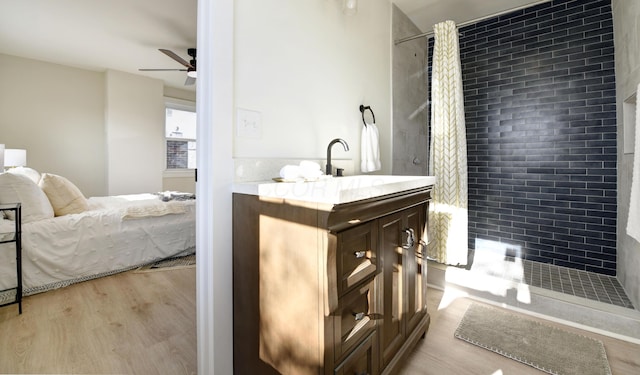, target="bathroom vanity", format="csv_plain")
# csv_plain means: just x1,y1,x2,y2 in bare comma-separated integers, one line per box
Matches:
233,175,435,375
